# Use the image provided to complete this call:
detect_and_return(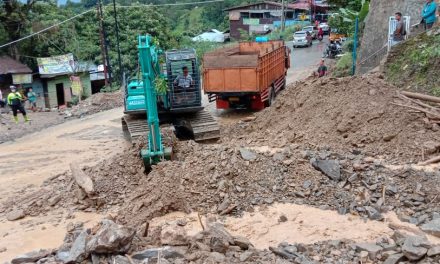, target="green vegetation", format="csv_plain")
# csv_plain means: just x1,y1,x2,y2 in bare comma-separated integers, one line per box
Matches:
385,33,440,96
328,0,370,36
333,53,352,77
